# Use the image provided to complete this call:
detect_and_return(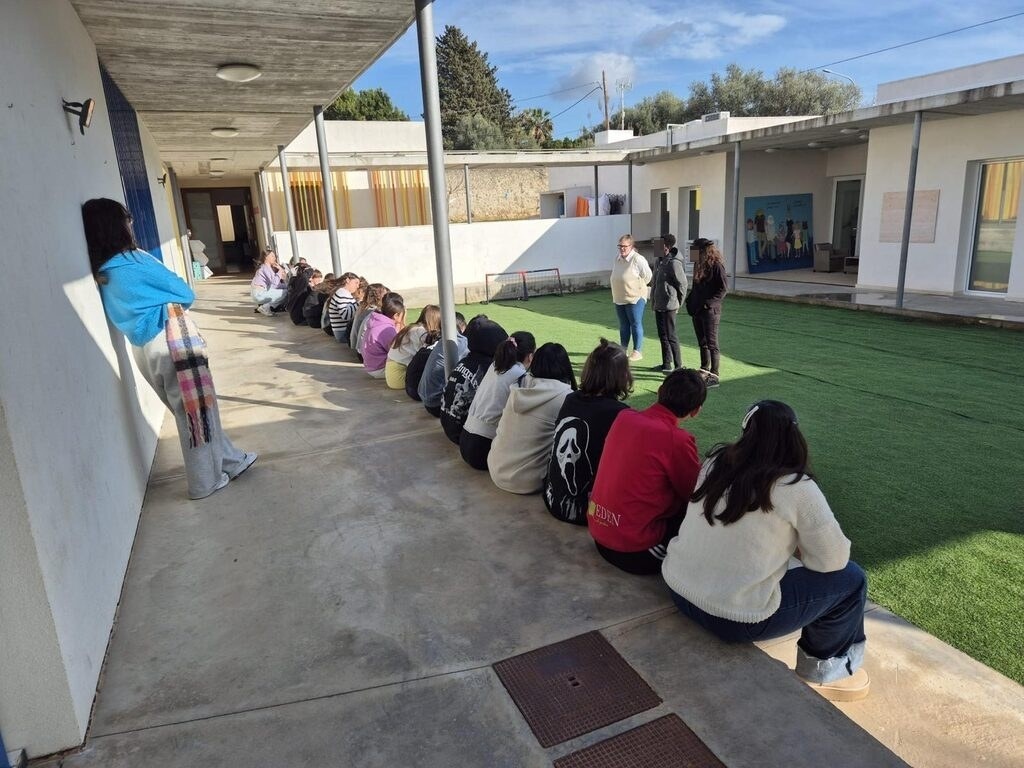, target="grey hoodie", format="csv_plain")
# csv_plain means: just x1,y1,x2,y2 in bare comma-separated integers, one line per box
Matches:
487,375,573,494
651,248,688,312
